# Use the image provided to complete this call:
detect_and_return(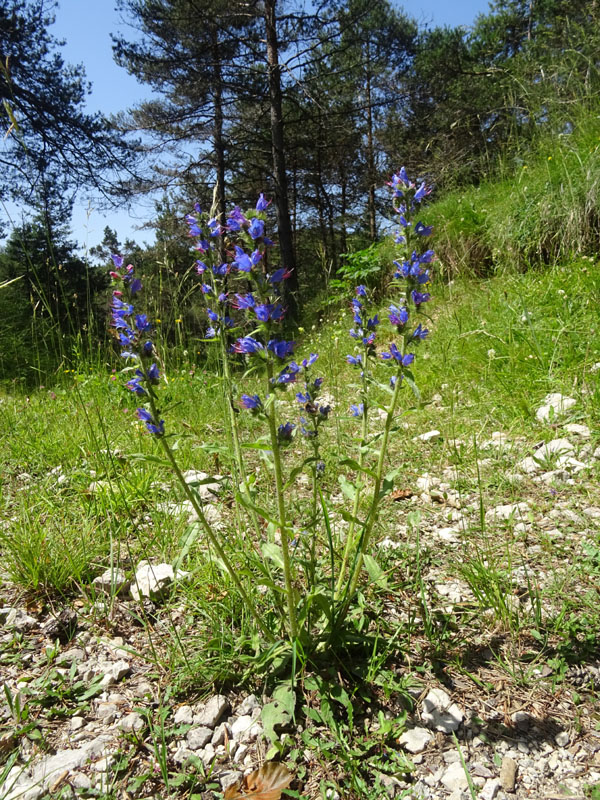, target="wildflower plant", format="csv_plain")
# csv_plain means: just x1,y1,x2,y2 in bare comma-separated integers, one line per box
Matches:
109,253,273,641
107,167,434,656
334,167,435,620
